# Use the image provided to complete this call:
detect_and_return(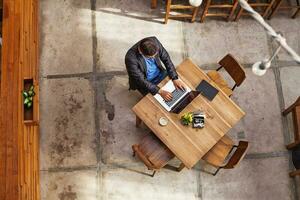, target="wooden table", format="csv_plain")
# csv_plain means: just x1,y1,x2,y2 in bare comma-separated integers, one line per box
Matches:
132,59,245,169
